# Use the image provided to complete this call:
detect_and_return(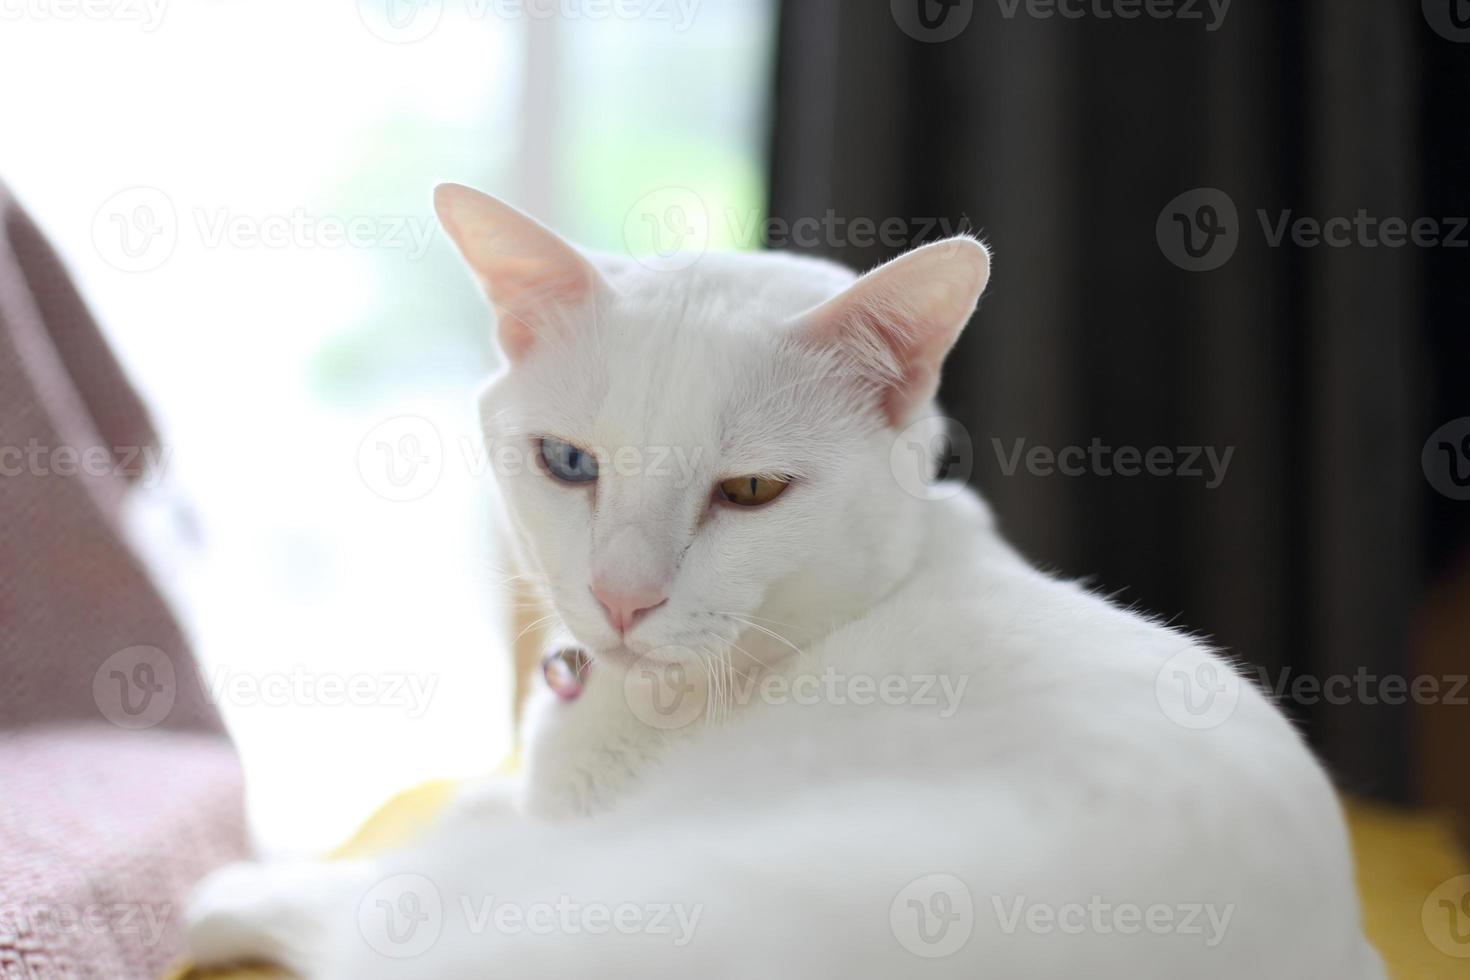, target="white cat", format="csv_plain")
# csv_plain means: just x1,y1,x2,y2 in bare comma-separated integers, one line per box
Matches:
186,184,1385,979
